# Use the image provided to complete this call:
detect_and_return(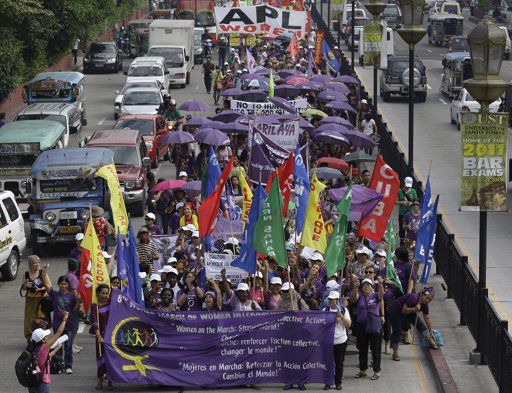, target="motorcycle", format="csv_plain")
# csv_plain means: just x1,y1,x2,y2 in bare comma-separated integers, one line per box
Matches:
117,36,130,55
202,39,213,58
